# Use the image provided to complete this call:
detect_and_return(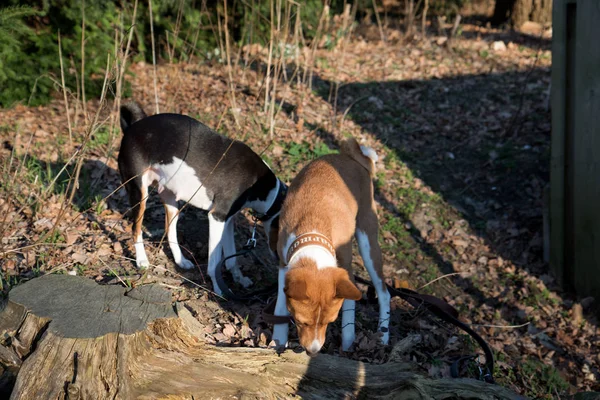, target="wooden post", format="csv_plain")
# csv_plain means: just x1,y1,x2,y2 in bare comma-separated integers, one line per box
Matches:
551,0,600,298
